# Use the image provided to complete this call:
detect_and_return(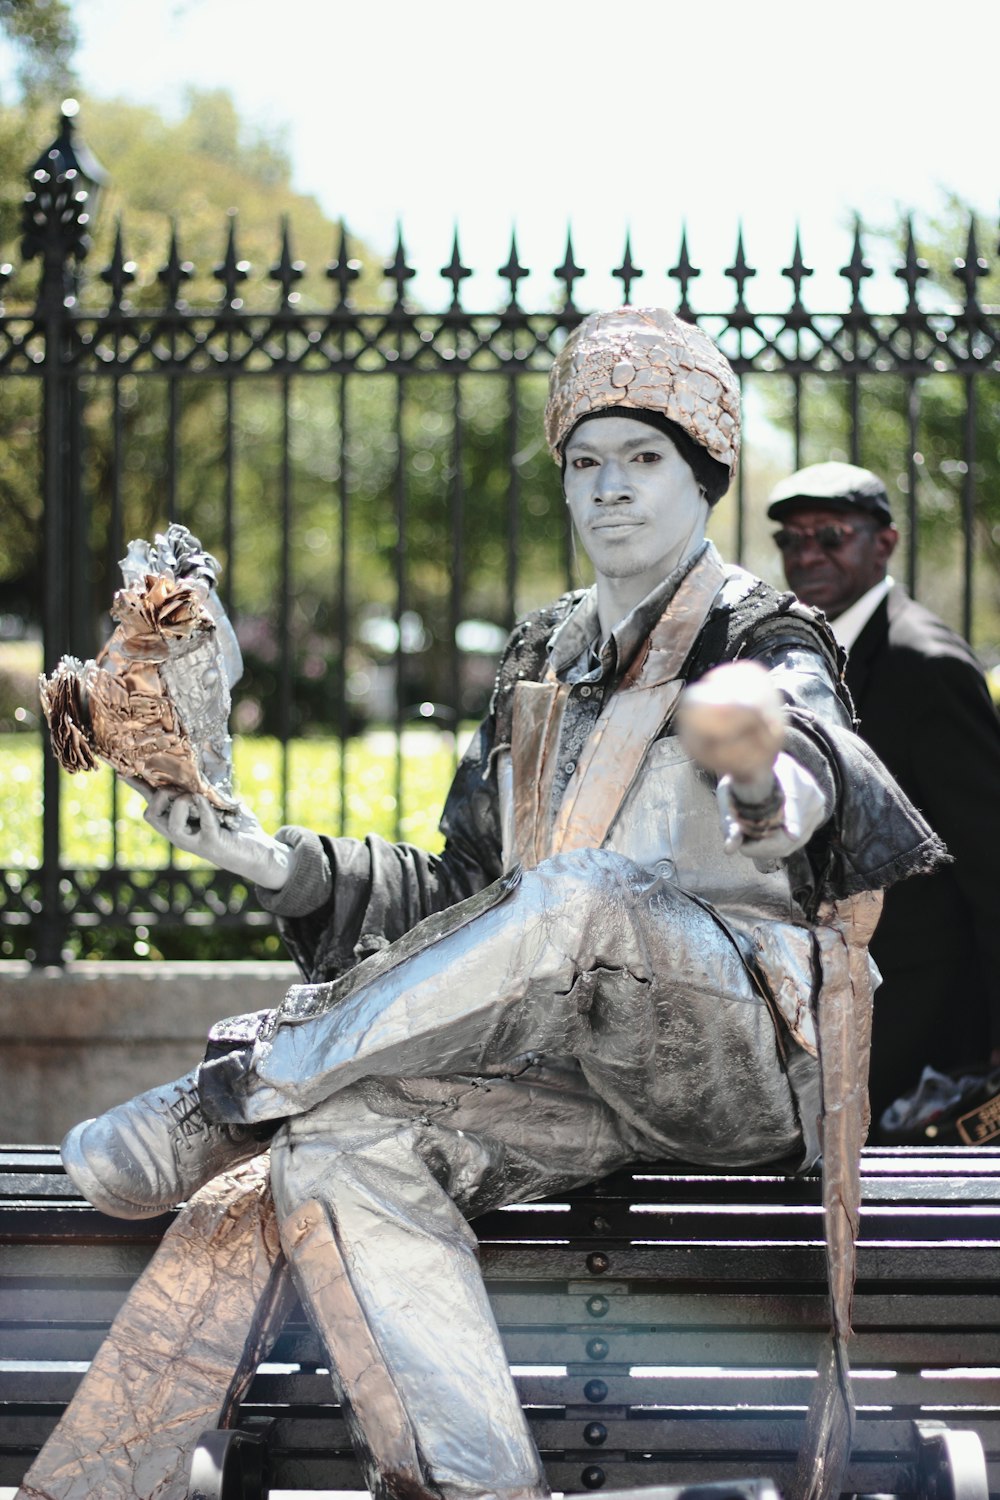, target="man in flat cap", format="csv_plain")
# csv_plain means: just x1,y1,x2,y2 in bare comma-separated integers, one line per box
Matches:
62,314,942,1500
769,461,1000,1122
